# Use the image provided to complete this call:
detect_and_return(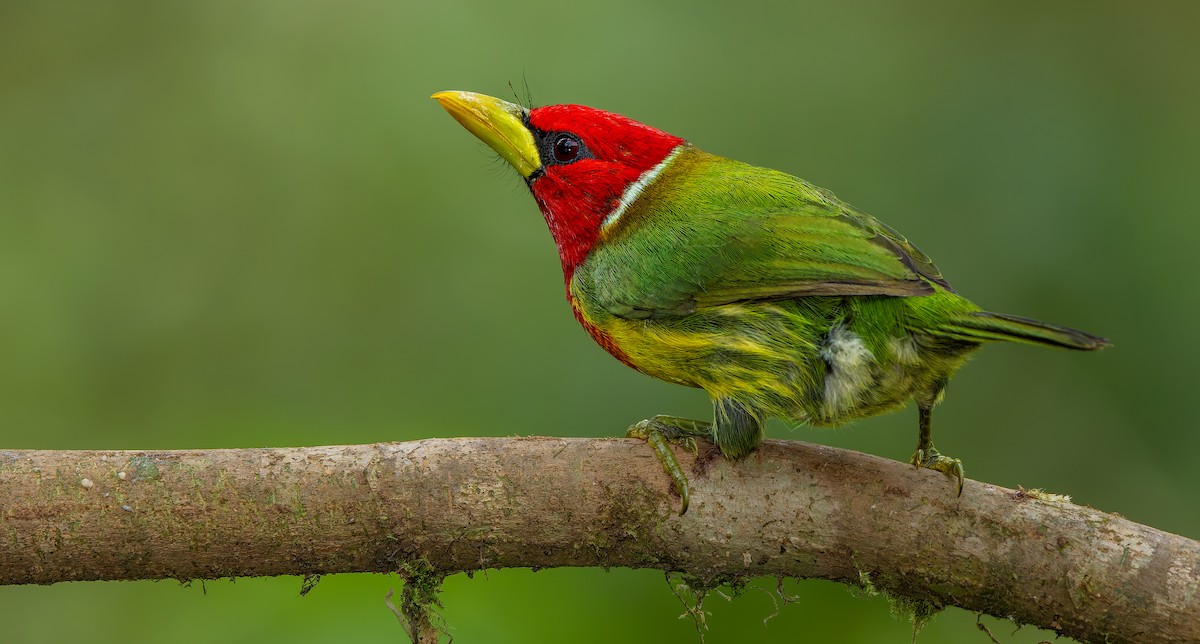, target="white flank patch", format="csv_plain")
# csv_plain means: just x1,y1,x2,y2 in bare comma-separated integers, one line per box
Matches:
601,145,683,233
822,325,876,413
